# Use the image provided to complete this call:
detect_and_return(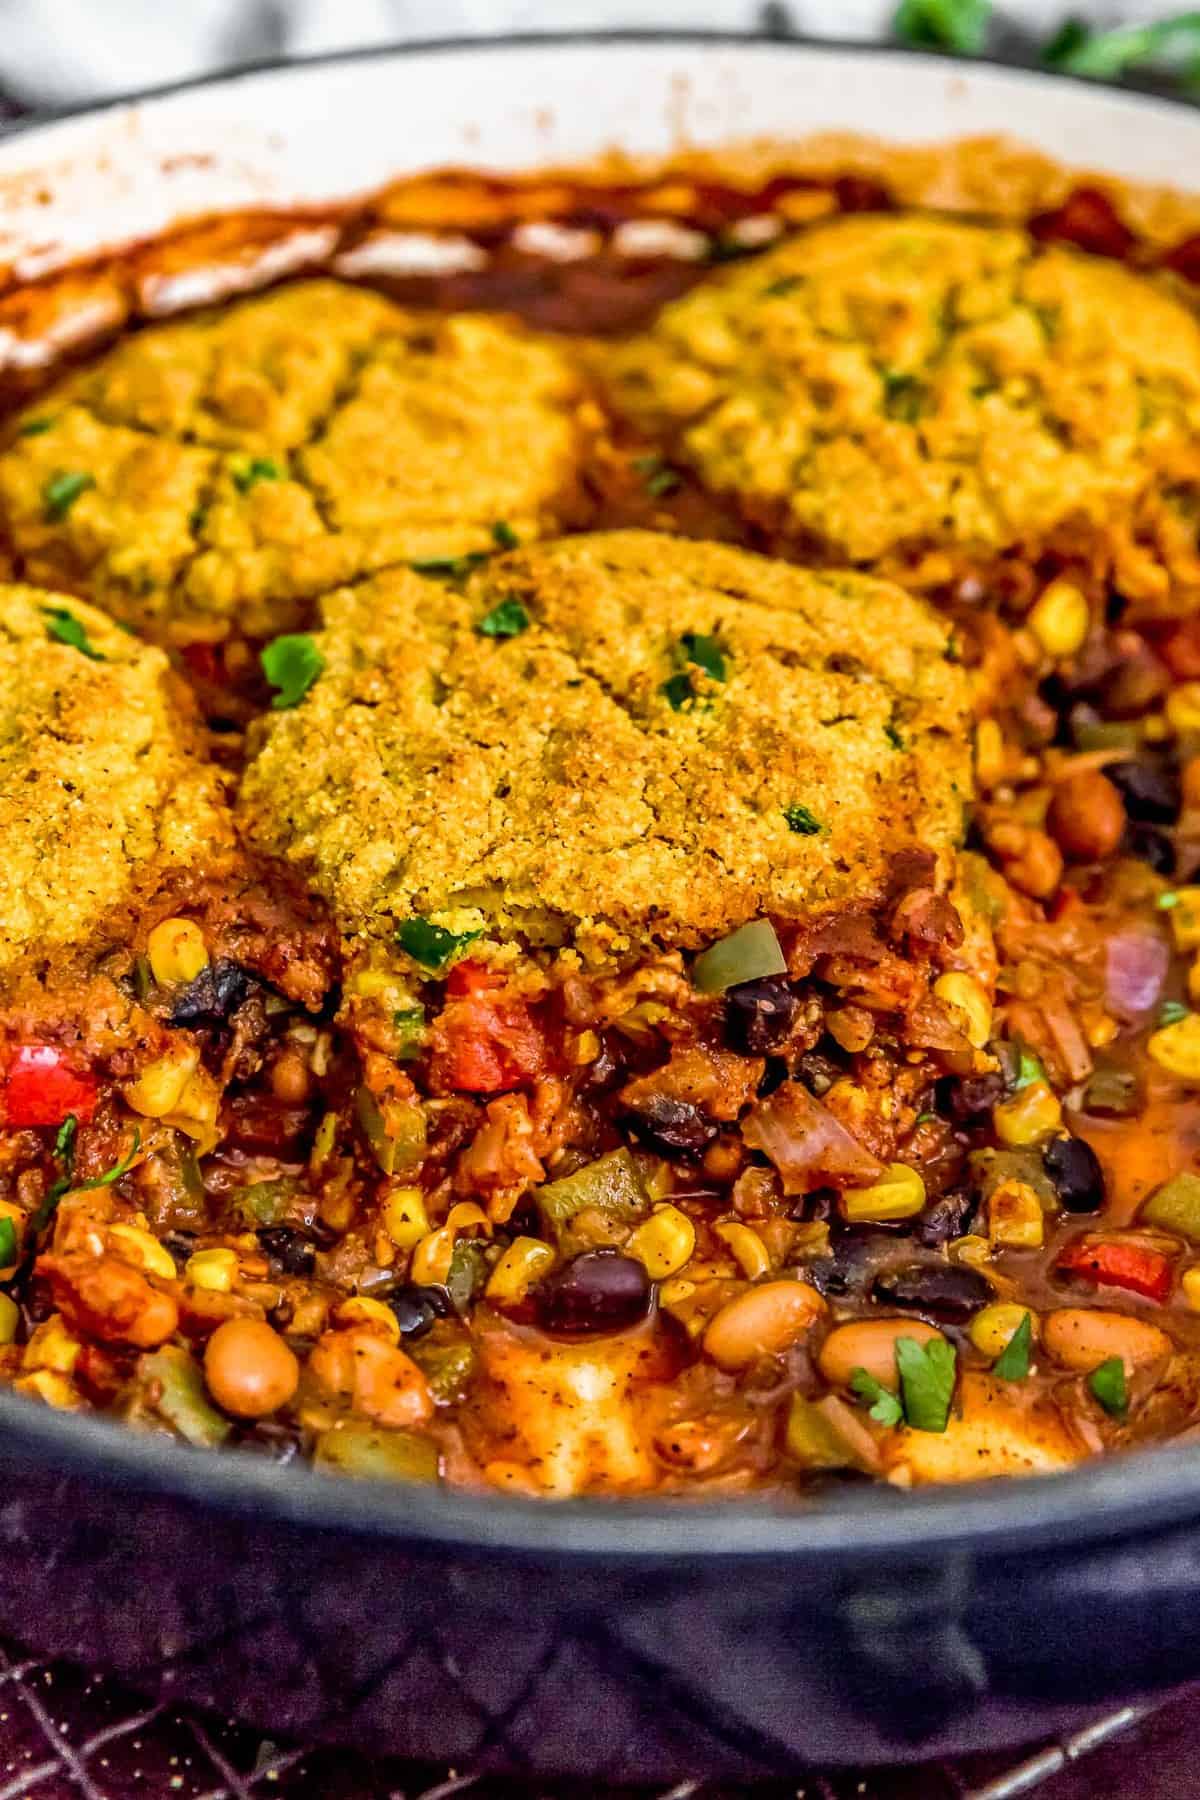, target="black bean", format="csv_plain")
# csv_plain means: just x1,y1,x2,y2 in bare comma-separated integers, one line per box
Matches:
169,957,254,1028
941,1070,1006,1124
797,1052,842,1097
724,977,800,1055
388,1283,454,1340
623,1094,718,1155
534,1250,651,1335
871,1260,993,1322
257,1226,316,1276
1042,1134,1106,1213
1125,822,1176,875
916,1189,978,1248
801,1233,884,1298
1106,759,1181,825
